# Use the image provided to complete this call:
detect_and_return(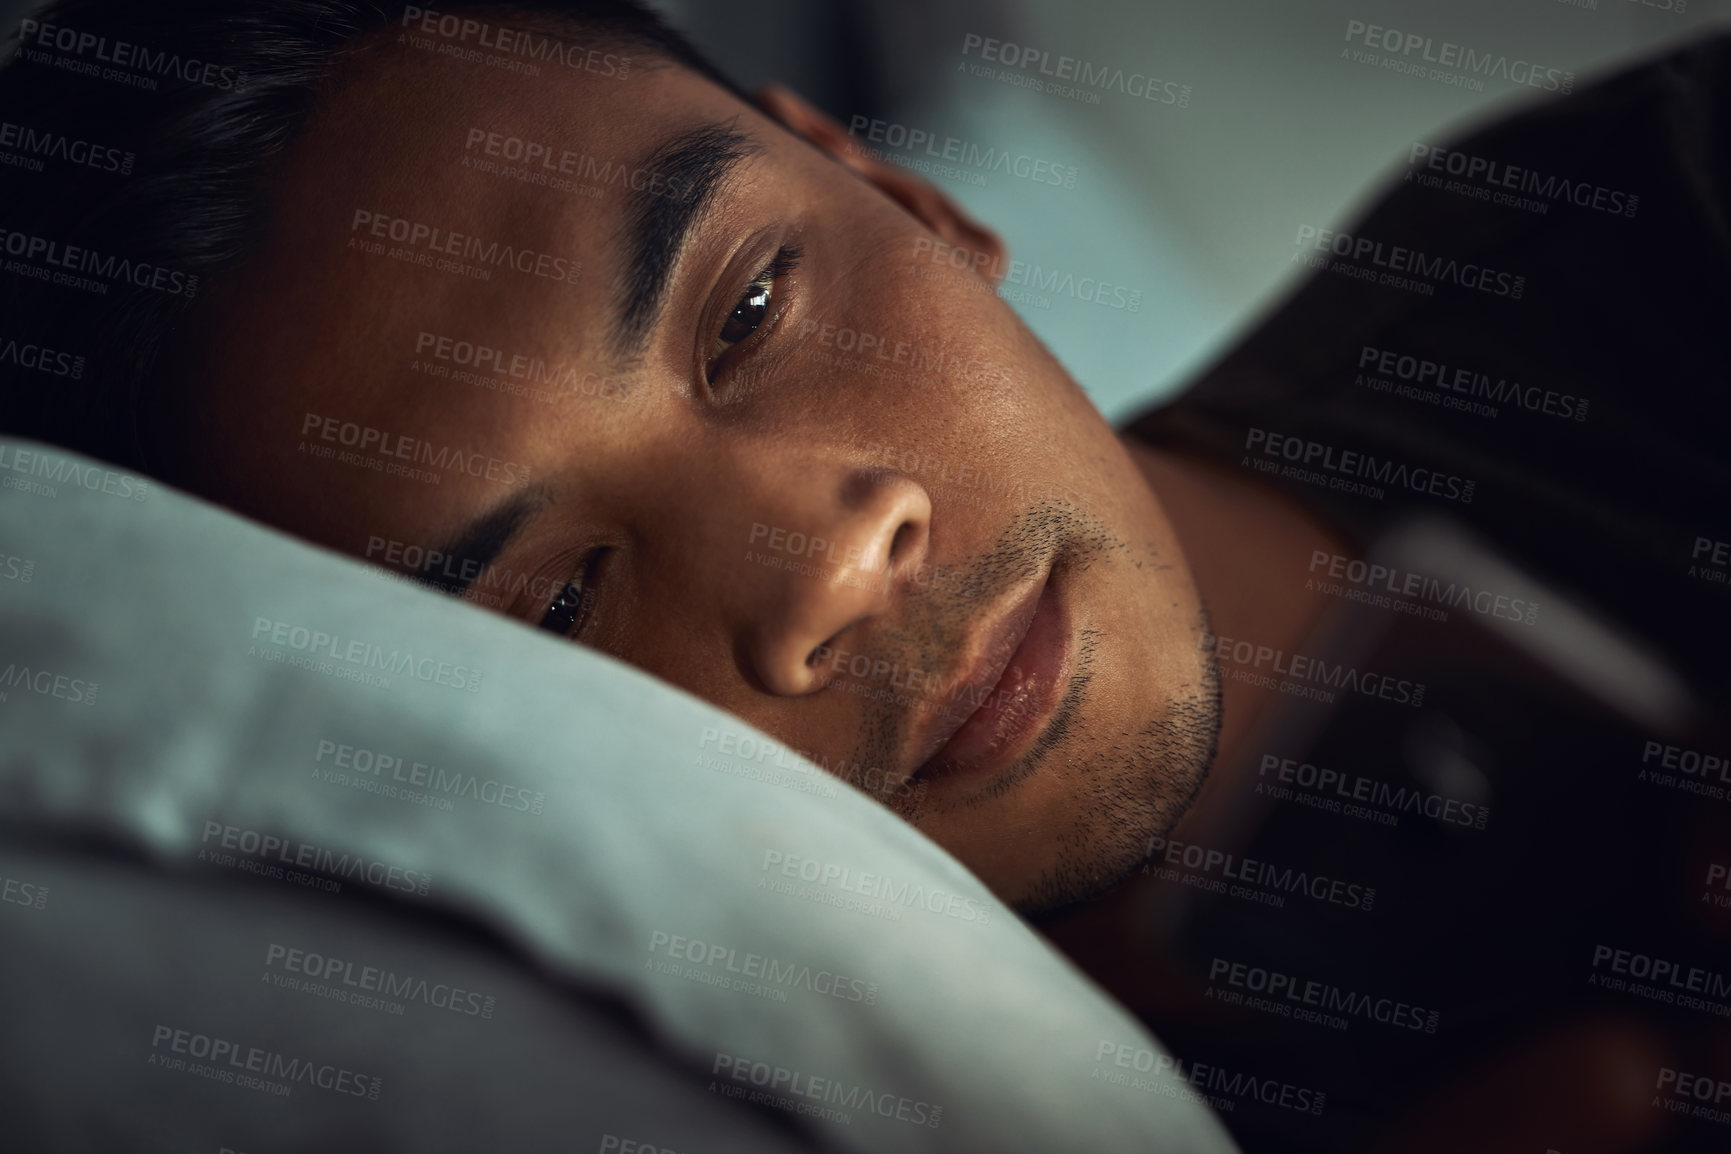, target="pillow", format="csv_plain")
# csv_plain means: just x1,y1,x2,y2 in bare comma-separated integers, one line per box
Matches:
0,438,1239,1152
